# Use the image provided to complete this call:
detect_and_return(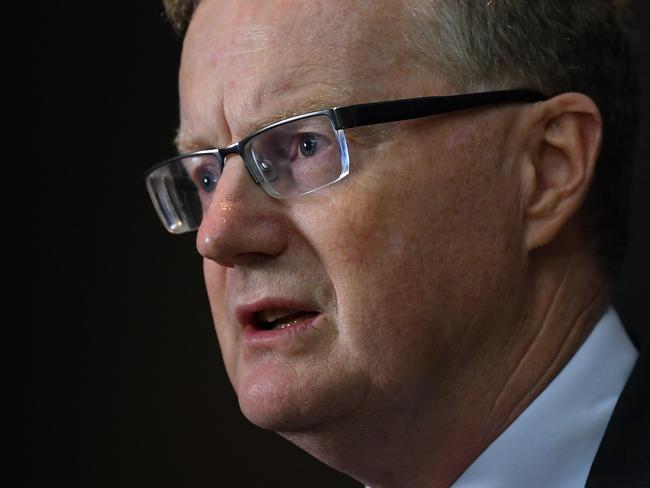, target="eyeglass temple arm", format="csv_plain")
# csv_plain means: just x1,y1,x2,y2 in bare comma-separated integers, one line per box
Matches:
332,89,547,130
